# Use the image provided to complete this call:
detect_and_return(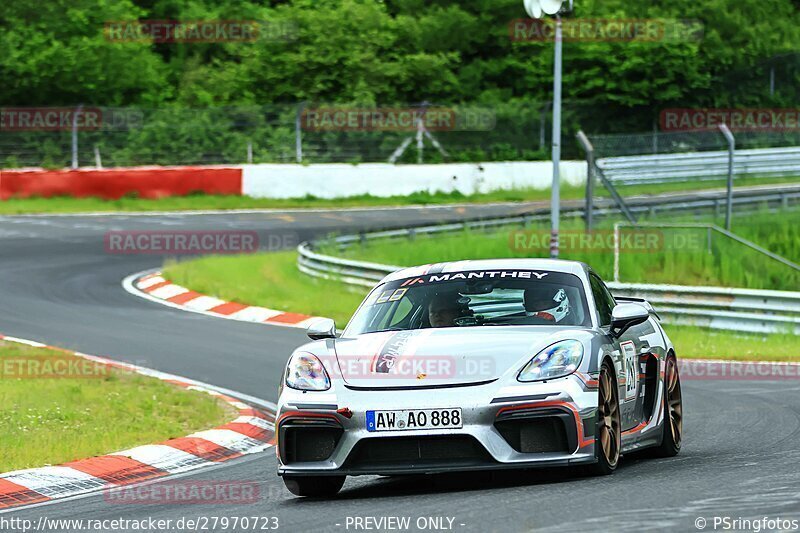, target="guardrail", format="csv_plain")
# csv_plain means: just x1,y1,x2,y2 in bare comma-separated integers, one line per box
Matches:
597,146,800,186
606,283,800,334
296,189,800,334
298,240,800,334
